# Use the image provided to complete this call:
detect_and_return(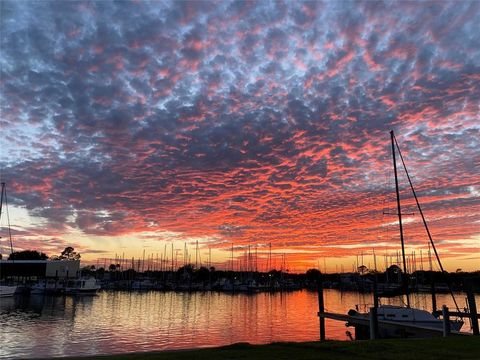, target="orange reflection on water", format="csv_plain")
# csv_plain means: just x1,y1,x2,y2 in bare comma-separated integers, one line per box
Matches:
1,290,478,358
